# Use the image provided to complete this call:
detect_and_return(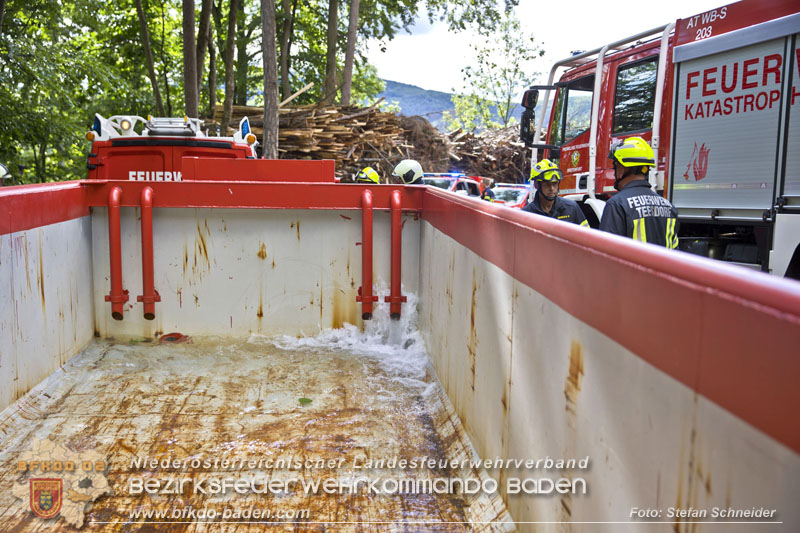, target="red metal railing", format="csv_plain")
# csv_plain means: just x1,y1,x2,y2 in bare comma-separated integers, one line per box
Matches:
385,189,407,319
104,186,128,320
356,189,379,320
136,186,160,320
